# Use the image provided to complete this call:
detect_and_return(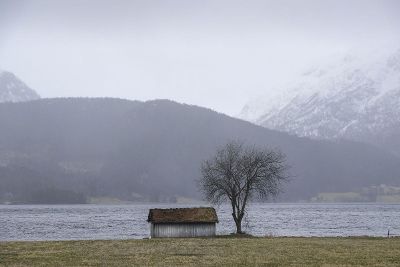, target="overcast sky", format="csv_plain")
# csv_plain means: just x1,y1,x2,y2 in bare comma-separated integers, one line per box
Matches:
1,0,399,115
